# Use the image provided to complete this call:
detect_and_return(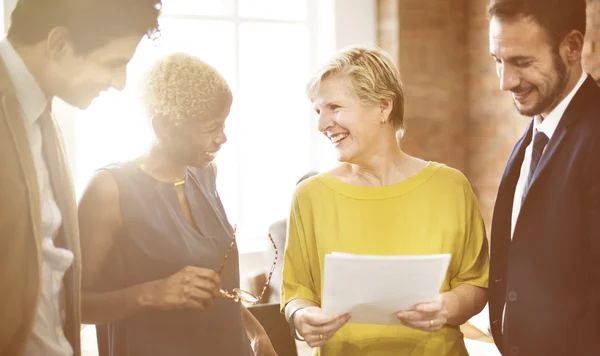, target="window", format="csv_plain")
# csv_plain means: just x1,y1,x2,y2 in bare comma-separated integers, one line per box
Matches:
74,0,378,251
74,0,340,251
0,0,376,354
